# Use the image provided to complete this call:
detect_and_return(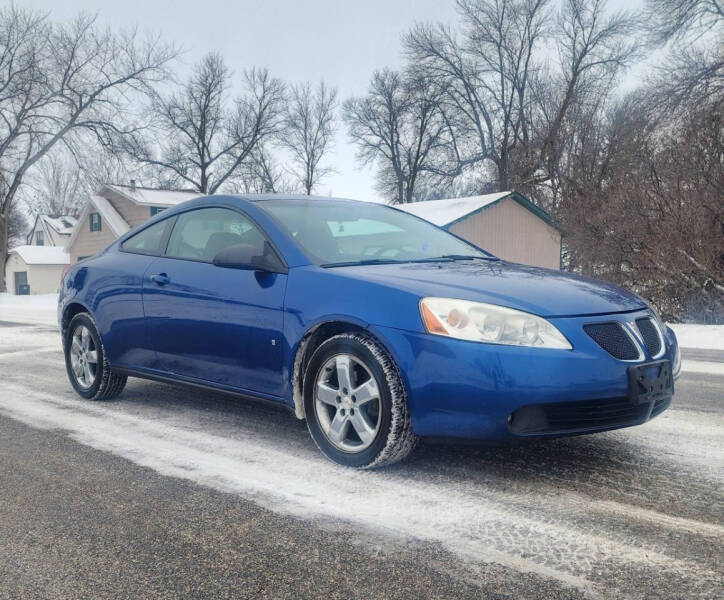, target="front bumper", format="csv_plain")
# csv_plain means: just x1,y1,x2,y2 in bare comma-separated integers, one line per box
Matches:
372,309,679,440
